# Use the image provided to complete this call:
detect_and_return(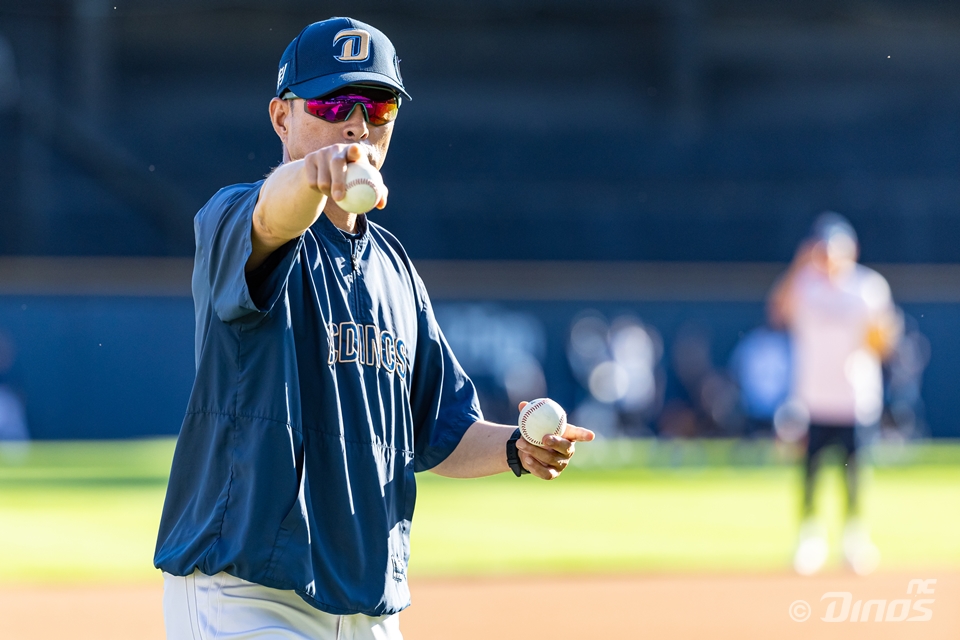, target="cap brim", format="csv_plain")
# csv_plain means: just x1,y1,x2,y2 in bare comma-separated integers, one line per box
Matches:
287,71,411,101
